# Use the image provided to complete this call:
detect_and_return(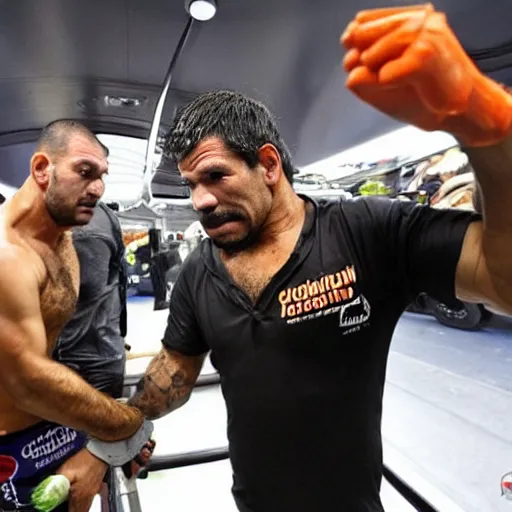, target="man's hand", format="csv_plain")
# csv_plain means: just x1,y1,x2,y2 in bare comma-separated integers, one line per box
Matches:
56,449,107,512
341,4,512,146
121,439,156,479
